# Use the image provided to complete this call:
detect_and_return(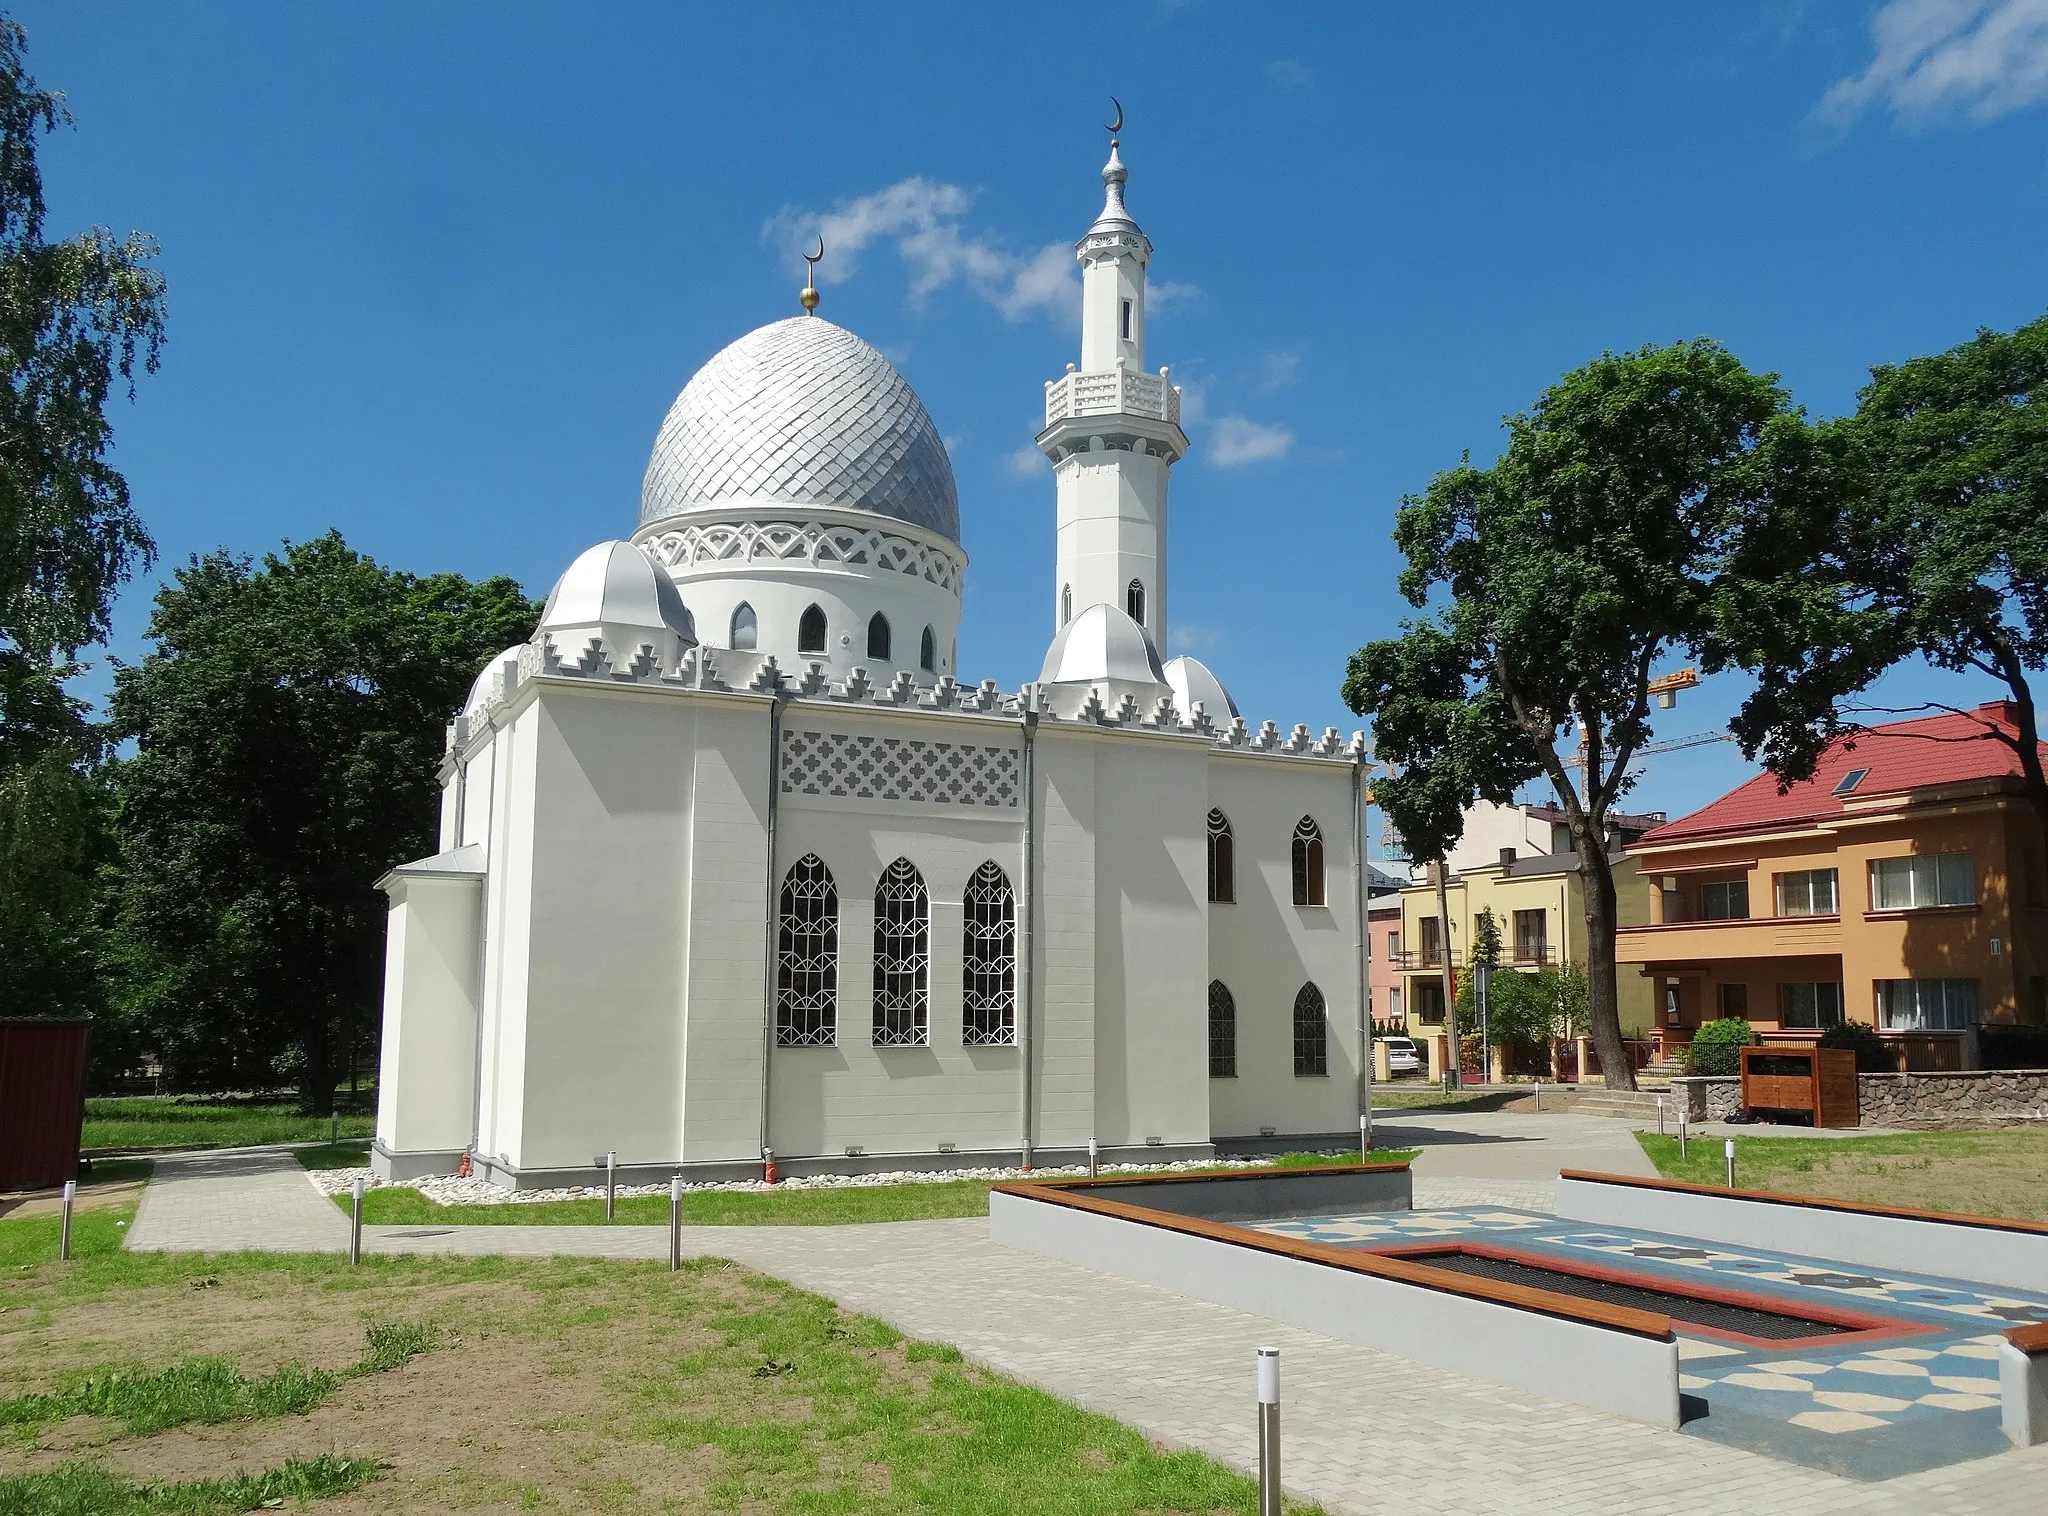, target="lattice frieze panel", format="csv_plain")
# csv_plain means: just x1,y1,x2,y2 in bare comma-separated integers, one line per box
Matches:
781,729,1020,808
642,519,963,594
